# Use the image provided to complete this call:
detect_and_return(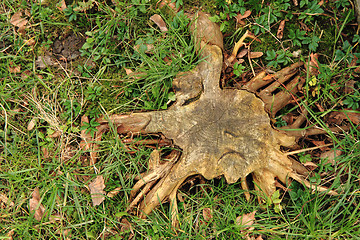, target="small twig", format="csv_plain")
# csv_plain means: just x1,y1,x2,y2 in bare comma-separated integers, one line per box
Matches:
227,31,258,64
246,45,256,77
285,143,333,156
